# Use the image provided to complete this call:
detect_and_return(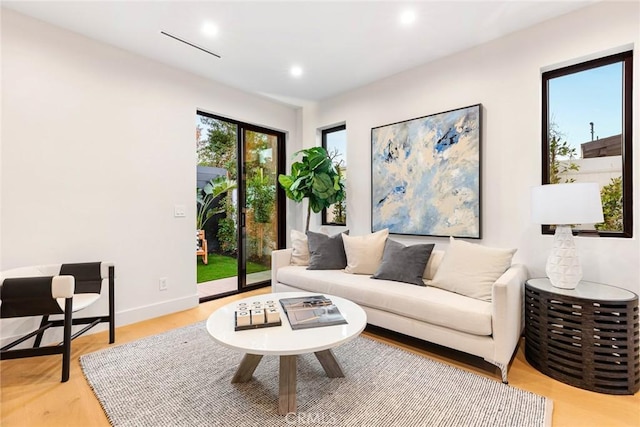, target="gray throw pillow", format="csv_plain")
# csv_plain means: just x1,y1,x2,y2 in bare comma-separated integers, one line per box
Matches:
372,240,435,286
307,230,349,270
